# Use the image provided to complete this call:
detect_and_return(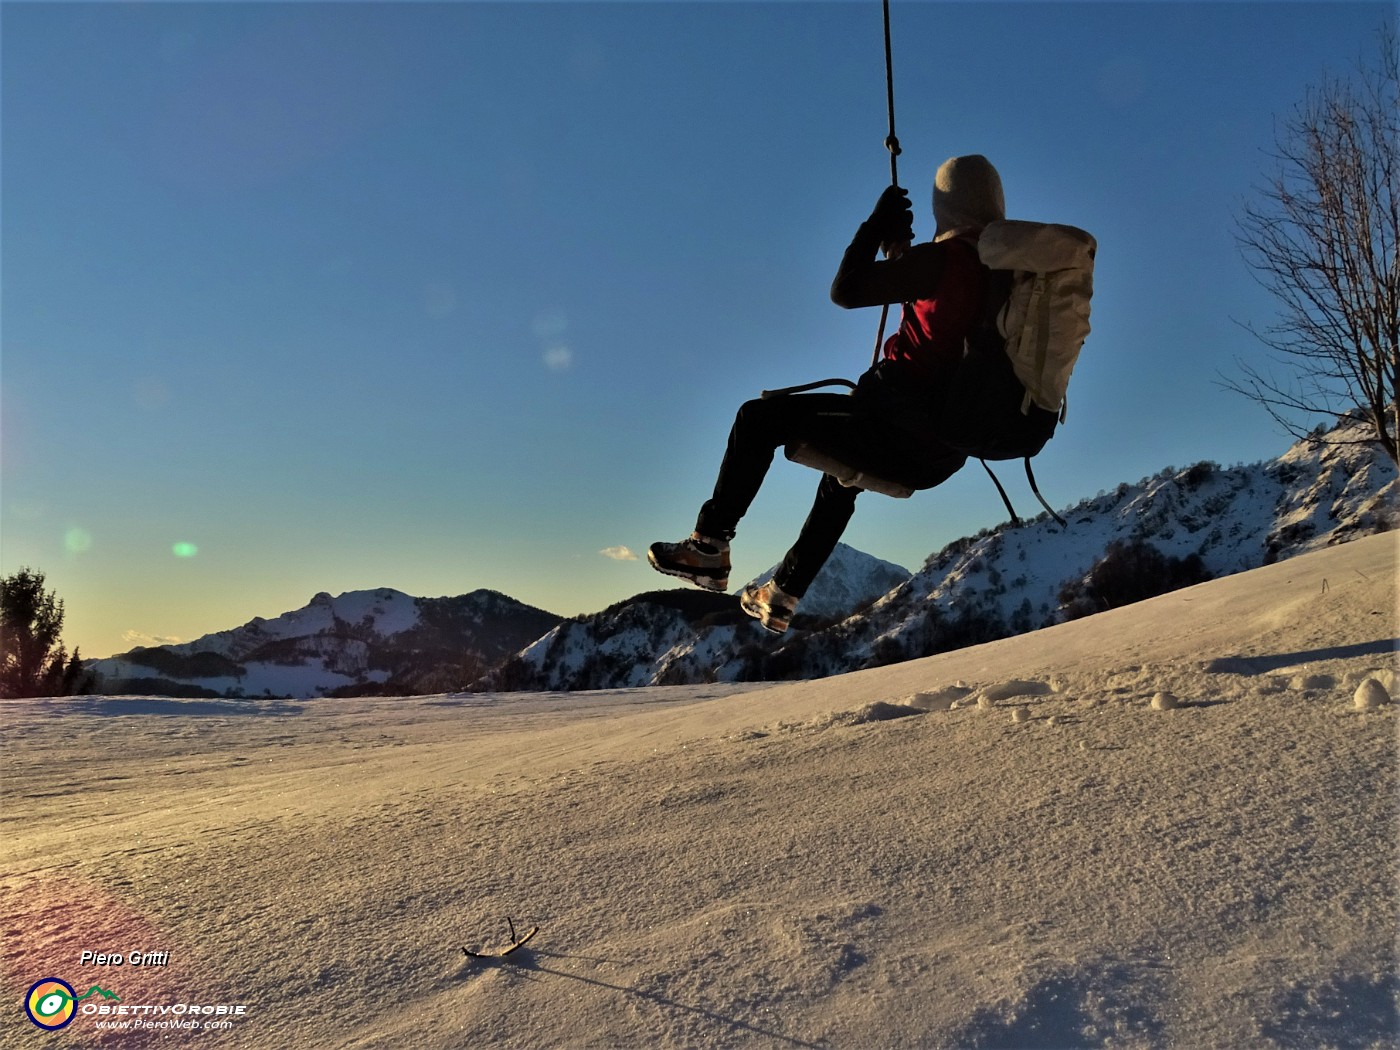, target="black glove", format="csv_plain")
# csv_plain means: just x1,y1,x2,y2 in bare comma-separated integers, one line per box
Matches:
869,184,914,250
